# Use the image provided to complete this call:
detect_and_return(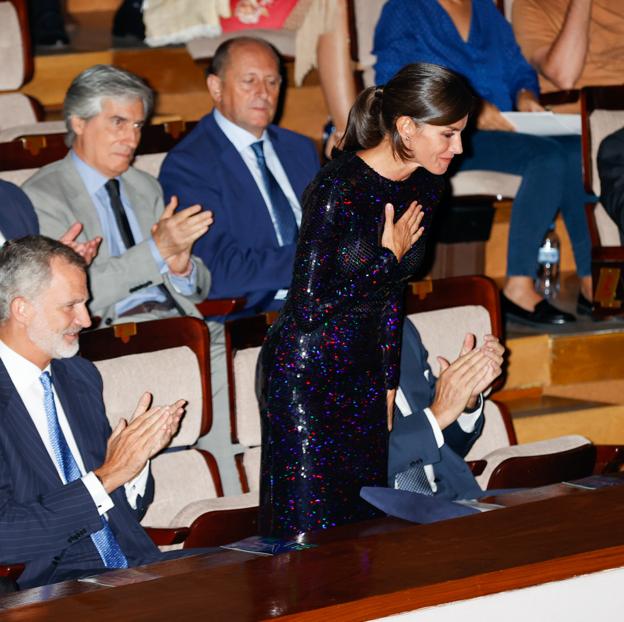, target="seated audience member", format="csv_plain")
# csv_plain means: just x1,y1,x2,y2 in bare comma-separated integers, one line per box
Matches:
0,179,101,262
159,36,320,318
23,64,213,328
513,0,624,107
390,320,504,499
0,236,199,589
598,126,624,244
159,37,318,486
374,0,594,324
